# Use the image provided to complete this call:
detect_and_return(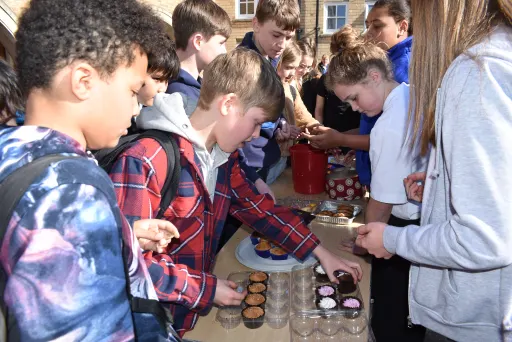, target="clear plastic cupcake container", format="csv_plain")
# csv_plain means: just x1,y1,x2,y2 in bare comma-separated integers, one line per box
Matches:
215,306,242,329
218,270,291,330
290,311,372,341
